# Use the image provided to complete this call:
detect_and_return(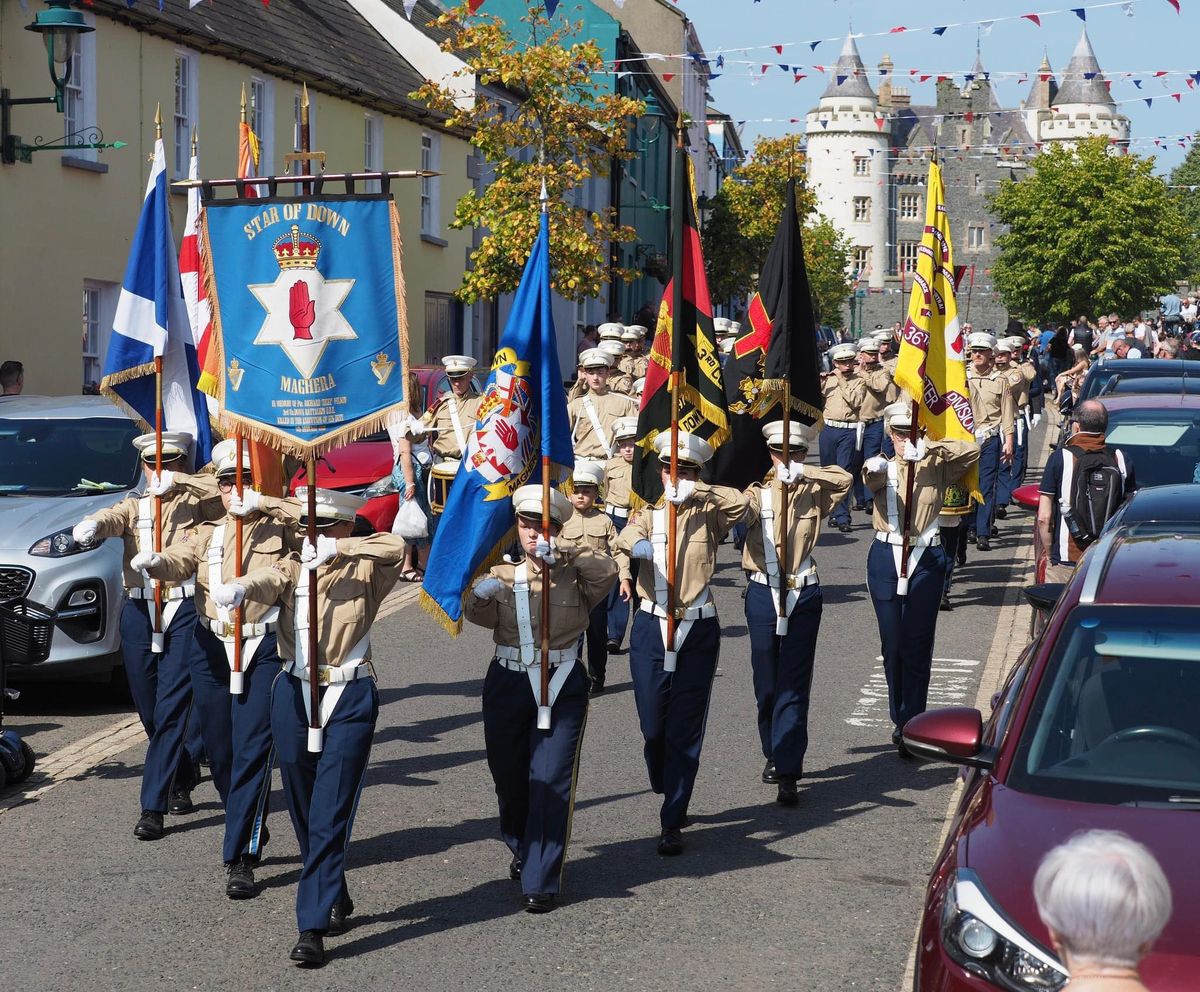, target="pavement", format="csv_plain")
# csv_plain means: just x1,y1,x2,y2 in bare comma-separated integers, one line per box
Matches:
0,435,1046,992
